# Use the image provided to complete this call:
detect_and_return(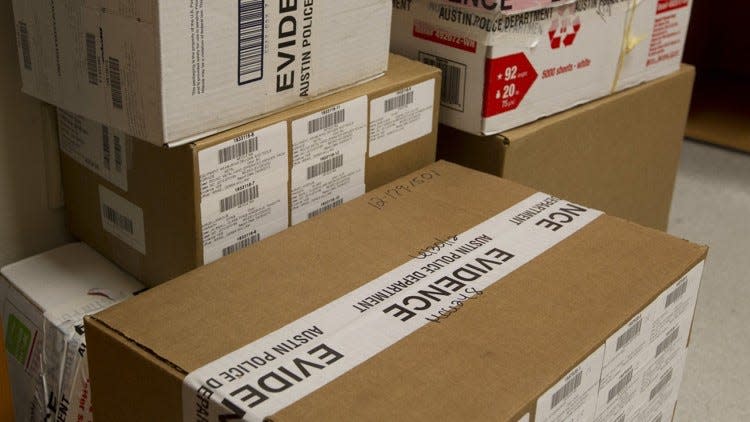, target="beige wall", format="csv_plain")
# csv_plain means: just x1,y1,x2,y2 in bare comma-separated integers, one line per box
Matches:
0,1,71,269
